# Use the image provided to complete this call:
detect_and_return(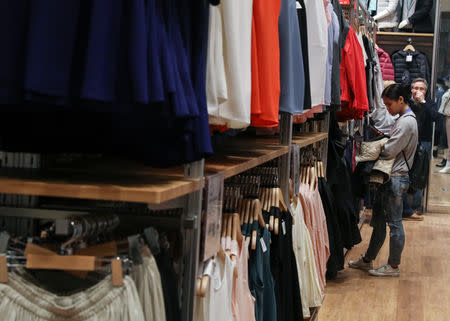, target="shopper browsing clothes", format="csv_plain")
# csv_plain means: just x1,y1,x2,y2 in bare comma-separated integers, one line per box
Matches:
437,78,450,173
402,78,441,221
349,84,418,277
